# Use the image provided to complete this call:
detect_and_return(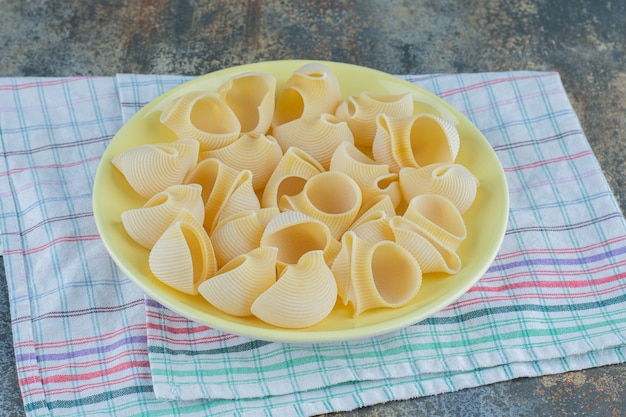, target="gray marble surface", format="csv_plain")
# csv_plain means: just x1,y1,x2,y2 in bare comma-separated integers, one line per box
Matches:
1,0,625,415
